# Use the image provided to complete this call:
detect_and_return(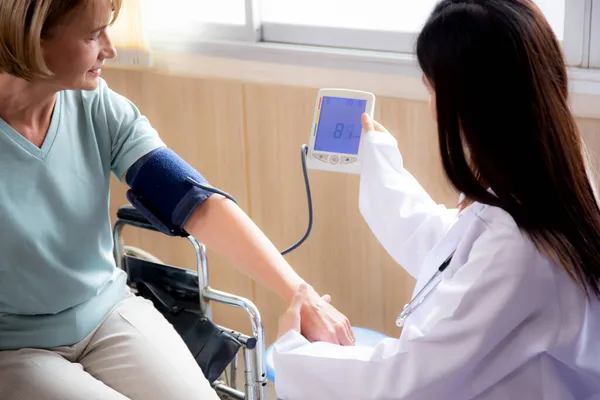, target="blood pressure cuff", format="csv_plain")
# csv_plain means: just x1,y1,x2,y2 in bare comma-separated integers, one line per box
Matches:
125,147,214,237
